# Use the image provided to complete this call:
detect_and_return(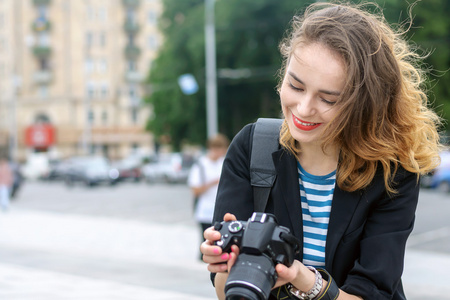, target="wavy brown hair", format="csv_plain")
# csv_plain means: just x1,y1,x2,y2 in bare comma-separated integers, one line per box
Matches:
278,2,443,193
